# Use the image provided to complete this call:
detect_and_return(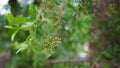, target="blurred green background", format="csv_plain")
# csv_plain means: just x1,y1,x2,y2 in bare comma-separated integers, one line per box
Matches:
0,0,120,68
